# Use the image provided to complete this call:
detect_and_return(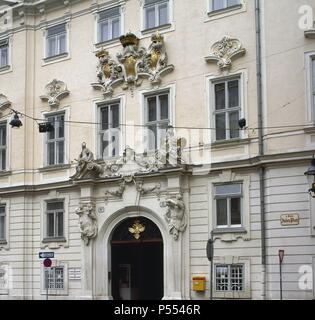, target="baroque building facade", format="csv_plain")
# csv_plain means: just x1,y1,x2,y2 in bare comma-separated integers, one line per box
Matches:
0,0,315,300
